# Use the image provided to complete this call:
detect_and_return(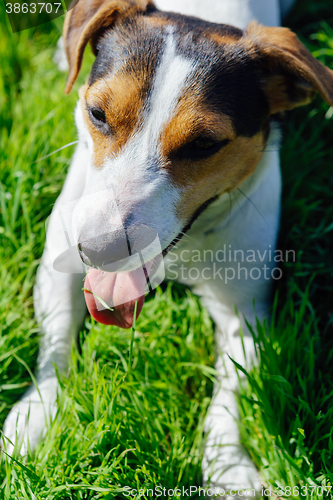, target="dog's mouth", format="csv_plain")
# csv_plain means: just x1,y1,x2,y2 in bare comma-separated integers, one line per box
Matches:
84,260,155,329
82,227,161,329
83,239,172,329
84,196,218,329
83,227,186,329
